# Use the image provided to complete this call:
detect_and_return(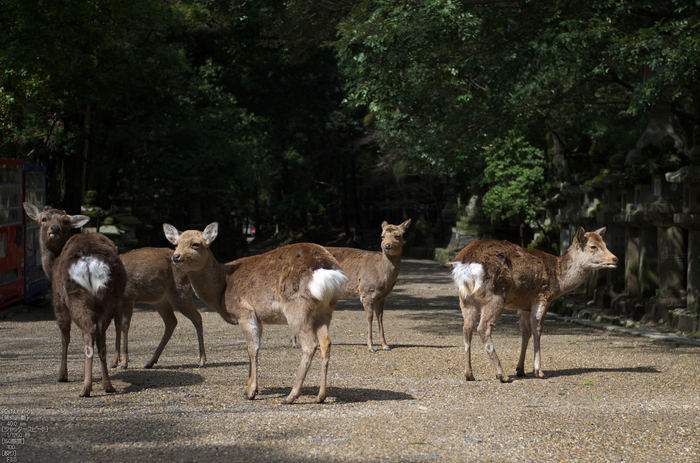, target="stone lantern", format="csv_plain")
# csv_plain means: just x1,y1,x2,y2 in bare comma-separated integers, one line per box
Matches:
666,165,700,331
